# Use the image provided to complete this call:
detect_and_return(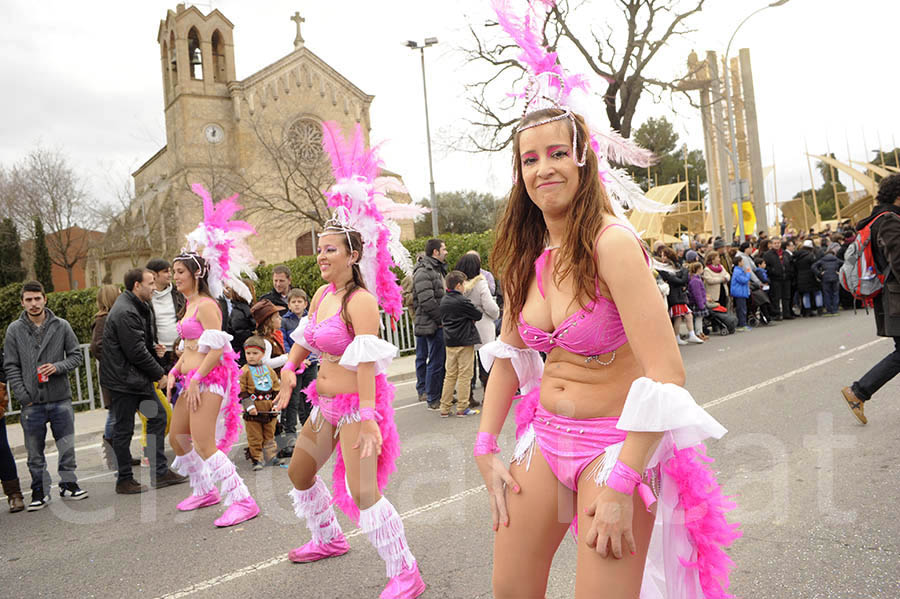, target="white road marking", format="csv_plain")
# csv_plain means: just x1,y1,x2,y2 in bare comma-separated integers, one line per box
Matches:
700,338,887,410
154,485,486,599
